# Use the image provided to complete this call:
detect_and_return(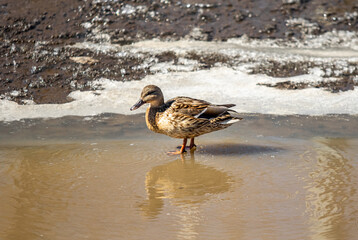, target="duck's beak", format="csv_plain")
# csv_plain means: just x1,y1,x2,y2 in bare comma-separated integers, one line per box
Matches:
130,99,145,111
